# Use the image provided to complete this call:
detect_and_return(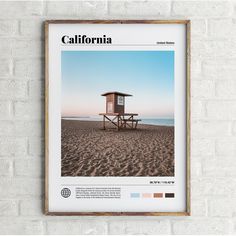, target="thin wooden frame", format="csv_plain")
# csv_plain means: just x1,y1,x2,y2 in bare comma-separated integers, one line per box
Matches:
45,20,191,216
